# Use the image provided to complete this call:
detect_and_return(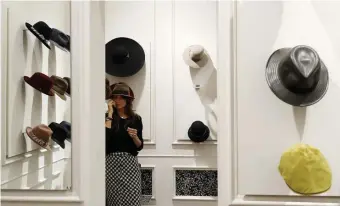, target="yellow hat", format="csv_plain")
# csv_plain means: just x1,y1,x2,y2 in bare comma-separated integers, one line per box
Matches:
278,143,332,195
